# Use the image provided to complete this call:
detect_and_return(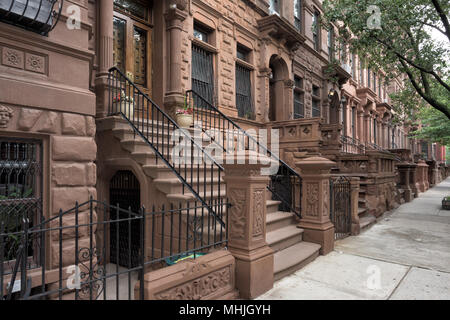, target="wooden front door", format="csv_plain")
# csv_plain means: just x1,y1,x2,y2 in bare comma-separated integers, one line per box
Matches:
113,0,153,99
